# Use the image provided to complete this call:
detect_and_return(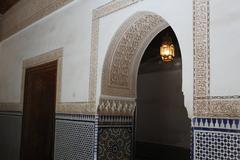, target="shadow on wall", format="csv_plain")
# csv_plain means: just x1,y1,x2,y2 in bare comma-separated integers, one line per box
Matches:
136,66,191,159
135,27,191,160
